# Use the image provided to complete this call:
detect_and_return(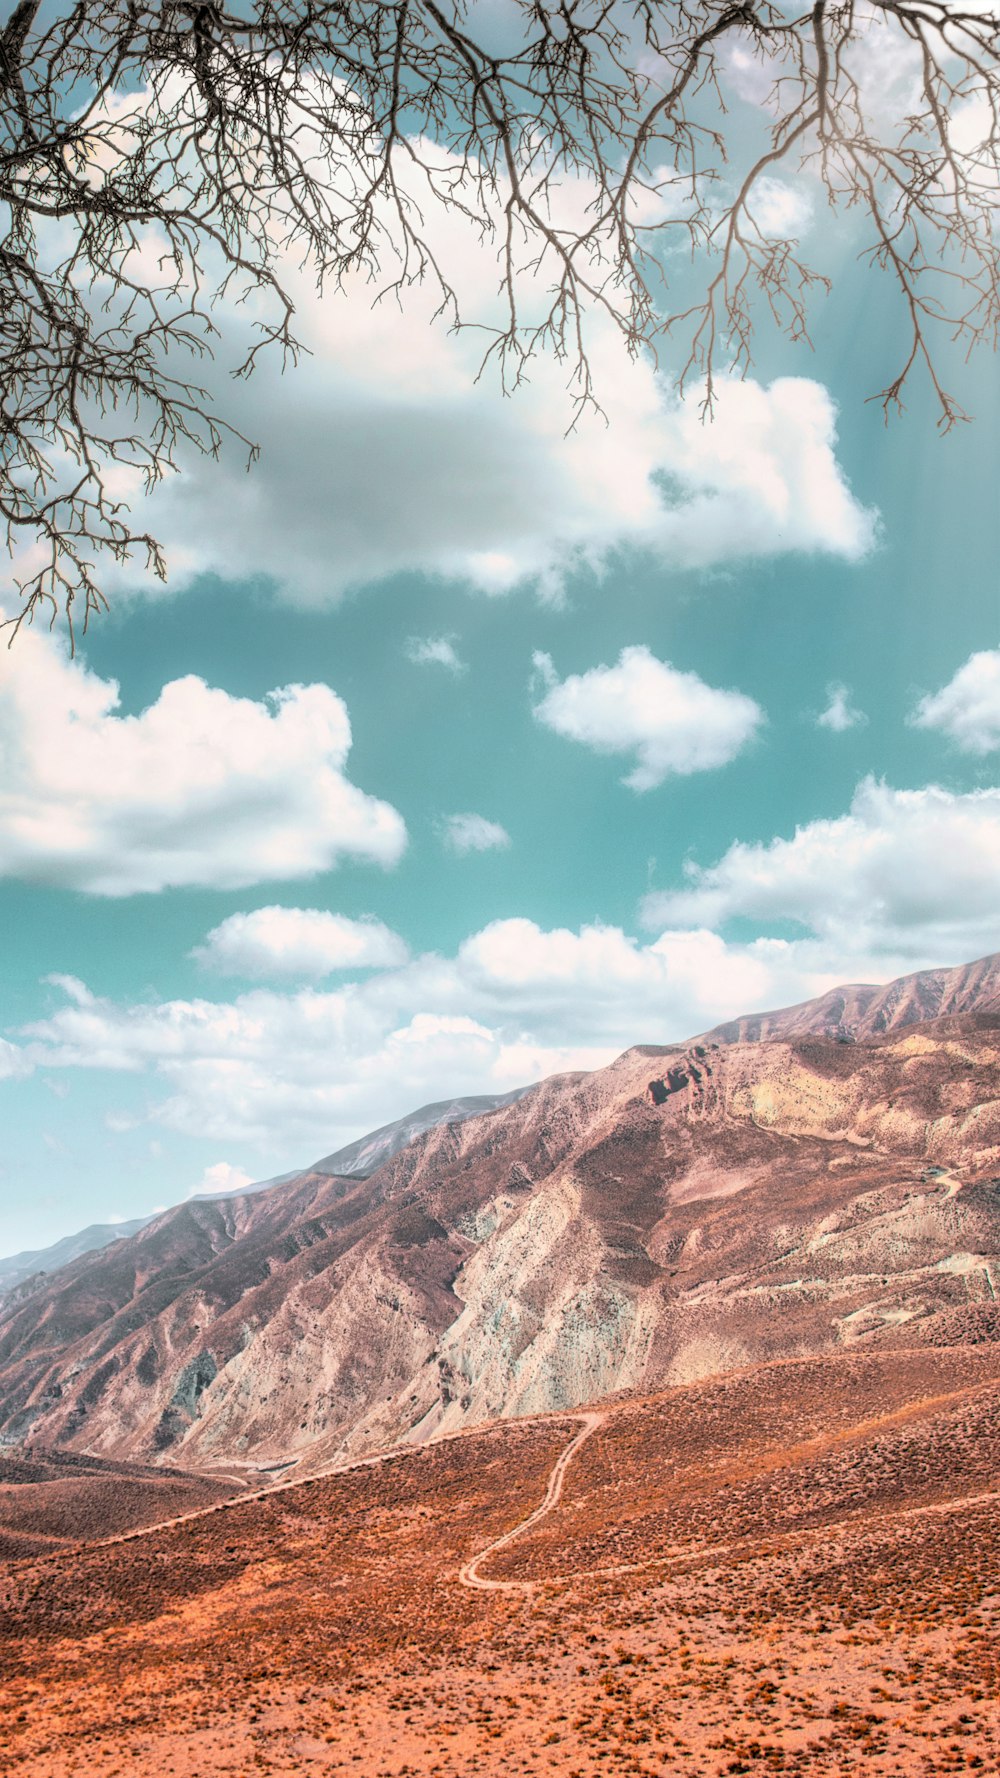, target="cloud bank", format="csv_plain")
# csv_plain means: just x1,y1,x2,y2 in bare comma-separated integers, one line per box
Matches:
644,778,1000,963
59,143,876,612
